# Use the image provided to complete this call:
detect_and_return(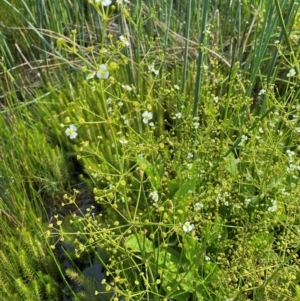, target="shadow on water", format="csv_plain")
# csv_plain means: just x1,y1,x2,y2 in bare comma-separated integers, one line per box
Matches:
48,156,114,301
